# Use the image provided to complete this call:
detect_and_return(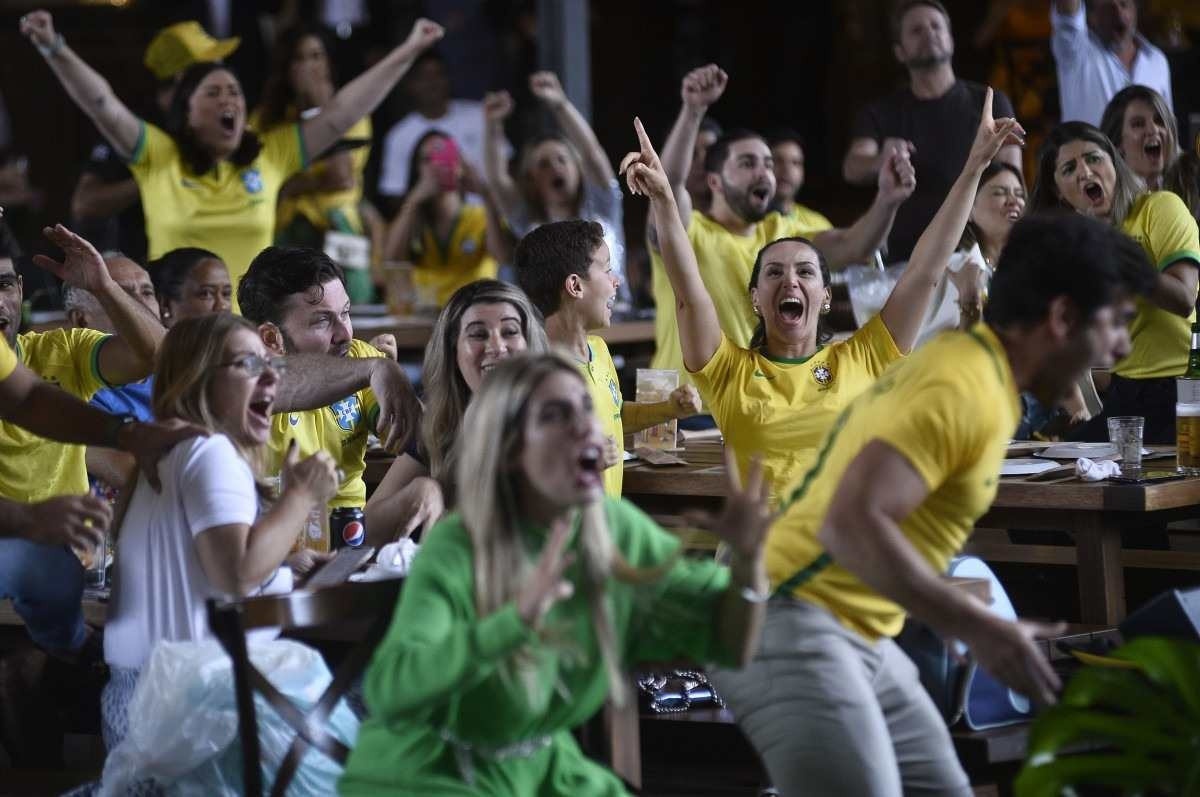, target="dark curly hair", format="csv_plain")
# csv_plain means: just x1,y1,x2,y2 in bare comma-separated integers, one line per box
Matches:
166,62,262,175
